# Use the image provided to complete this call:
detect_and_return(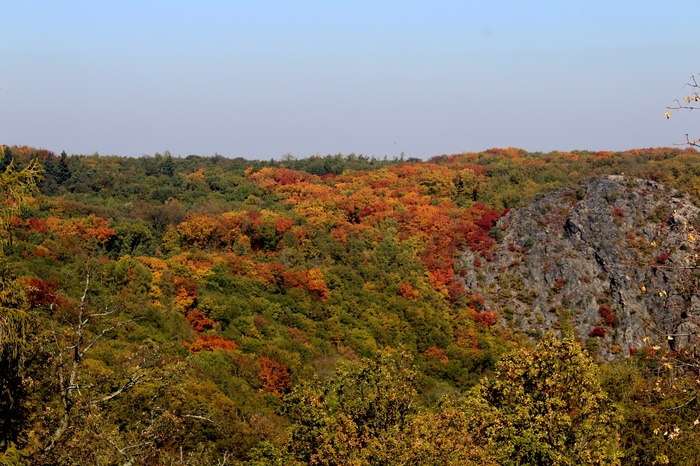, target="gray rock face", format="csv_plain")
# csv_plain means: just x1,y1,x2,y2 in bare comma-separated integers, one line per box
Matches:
459,176,700,359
